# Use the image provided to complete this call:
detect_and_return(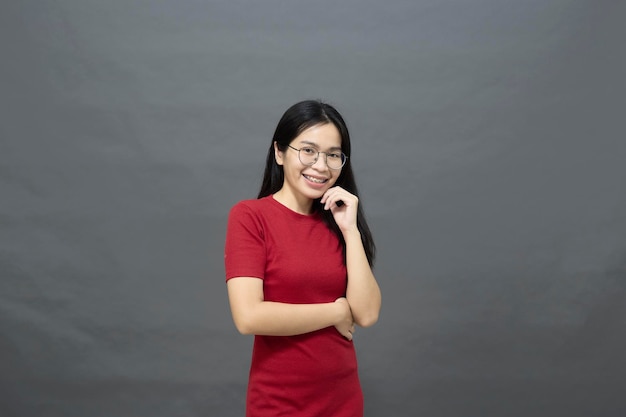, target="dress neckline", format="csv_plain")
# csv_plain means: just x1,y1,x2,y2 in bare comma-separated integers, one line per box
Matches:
268,195,321,220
